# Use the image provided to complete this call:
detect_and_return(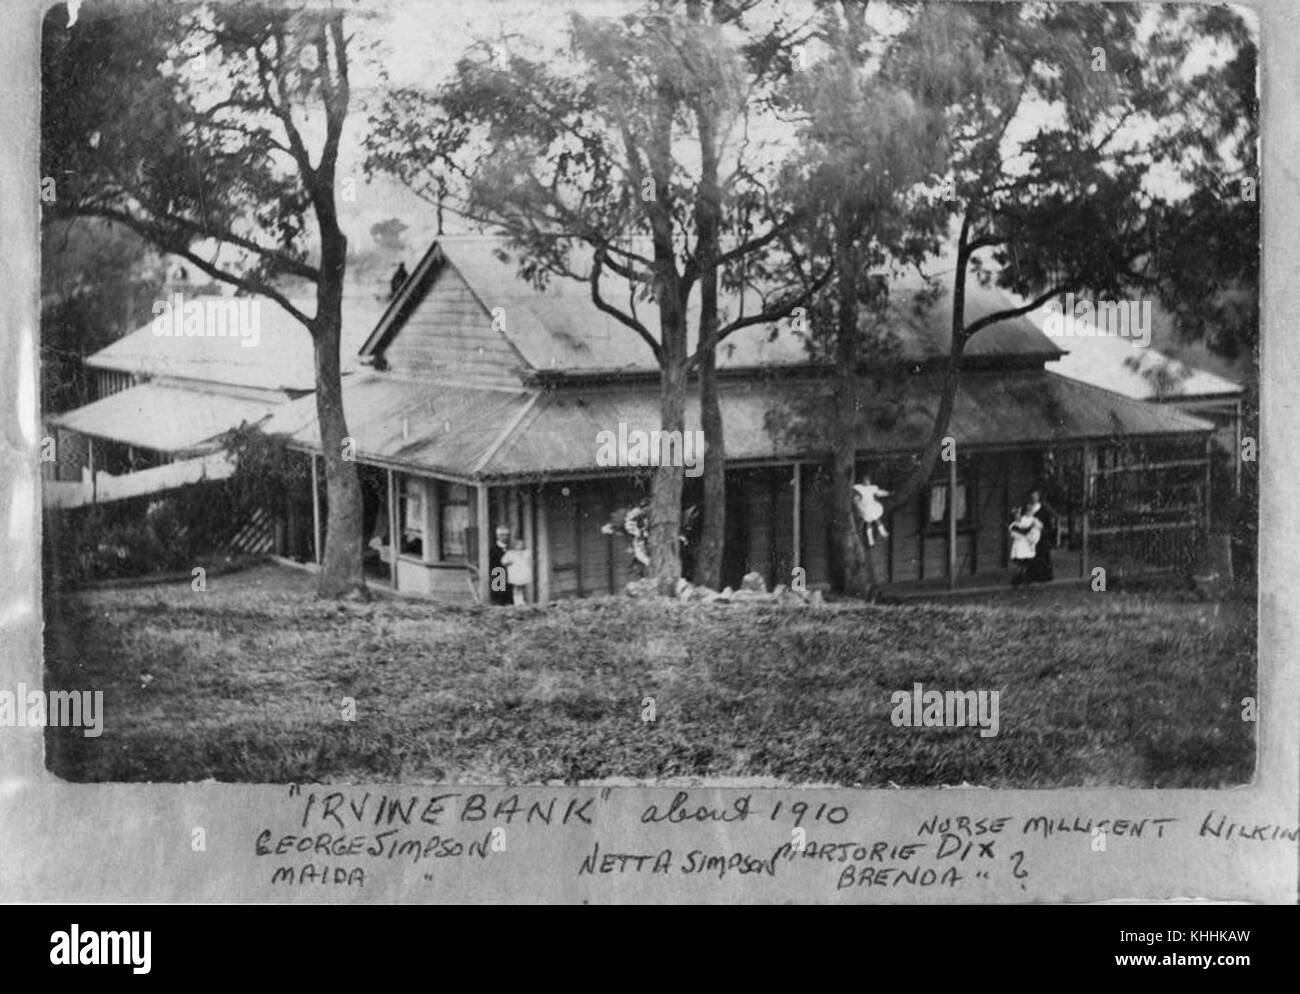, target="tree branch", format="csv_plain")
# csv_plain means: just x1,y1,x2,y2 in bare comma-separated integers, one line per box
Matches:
592,249,661,362
76,204,318,283
963,280,1082,339
687,265,834,372
115,219,315,330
